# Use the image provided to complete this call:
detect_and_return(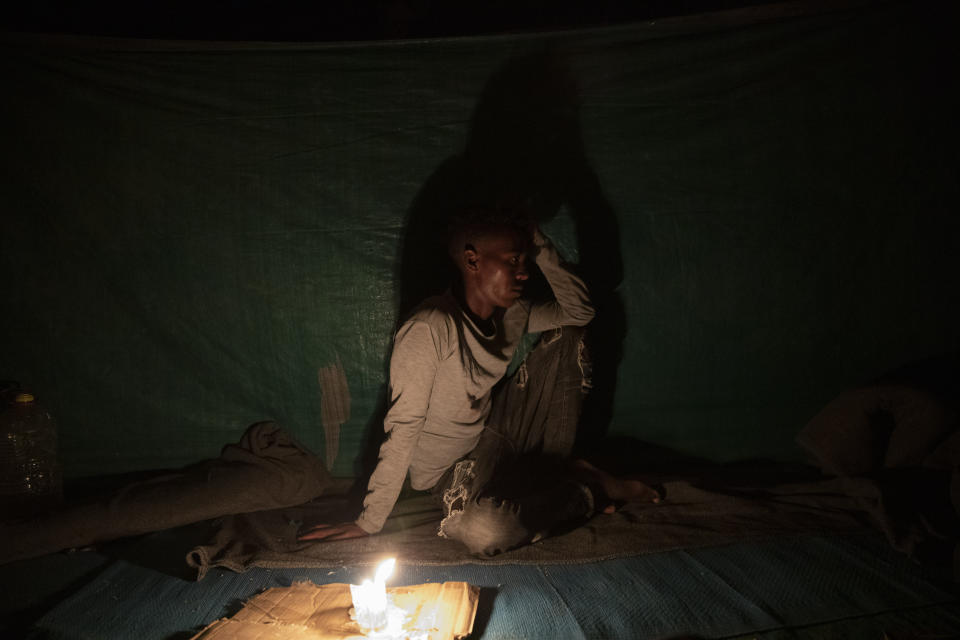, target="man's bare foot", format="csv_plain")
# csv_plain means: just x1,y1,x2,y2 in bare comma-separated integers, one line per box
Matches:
572,459,661,514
